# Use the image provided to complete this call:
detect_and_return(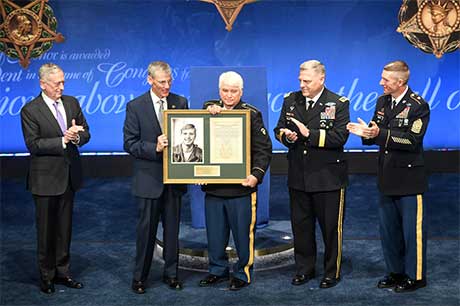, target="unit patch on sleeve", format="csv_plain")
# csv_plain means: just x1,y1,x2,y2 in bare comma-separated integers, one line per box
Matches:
411,118,423,134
